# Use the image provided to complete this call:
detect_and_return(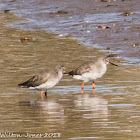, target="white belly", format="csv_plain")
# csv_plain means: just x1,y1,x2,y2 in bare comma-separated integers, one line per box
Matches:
34,79,60,90
73,69,106,82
